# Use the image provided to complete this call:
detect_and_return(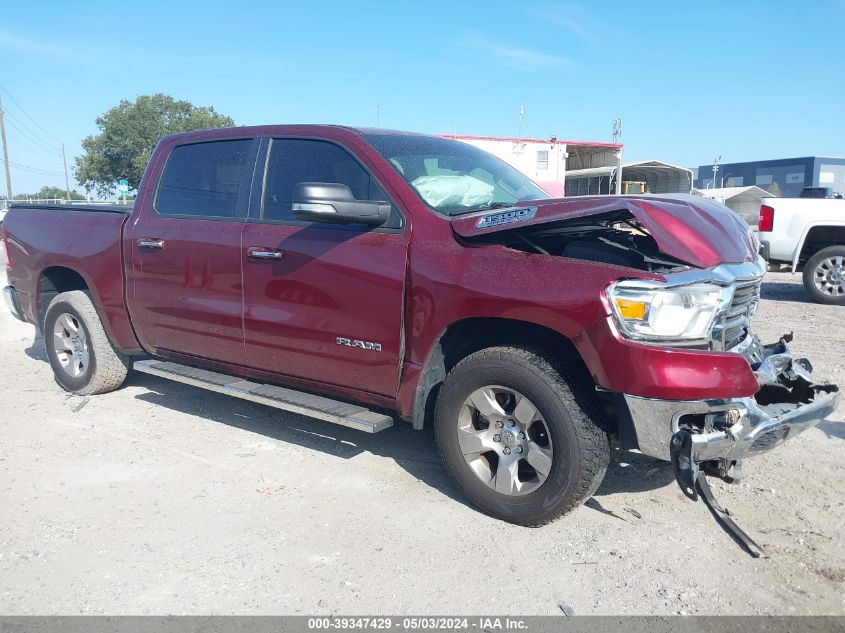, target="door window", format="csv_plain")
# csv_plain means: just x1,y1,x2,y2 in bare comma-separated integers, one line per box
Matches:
262,139,391,223
156,139,254,218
